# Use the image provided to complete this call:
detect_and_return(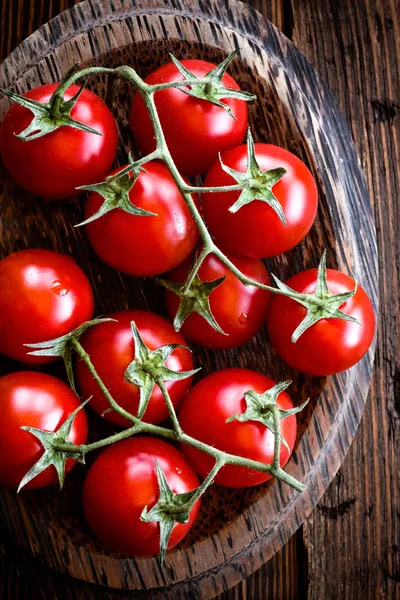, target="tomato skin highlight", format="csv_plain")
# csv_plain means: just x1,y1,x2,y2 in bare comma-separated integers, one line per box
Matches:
267,269,375,375
0,249,94,364
76,310,195,427
82,436,200,556
130,59,248,176
84,162,199,277
0,83,117,199
202,144,318,258
164,251,272,349
0,372,87,490
179,369,297,487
